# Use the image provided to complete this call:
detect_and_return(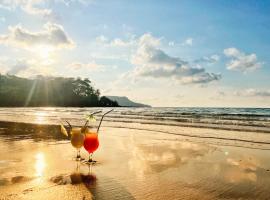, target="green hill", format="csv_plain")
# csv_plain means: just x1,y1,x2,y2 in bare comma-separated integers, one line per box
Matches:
0,74,119,107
